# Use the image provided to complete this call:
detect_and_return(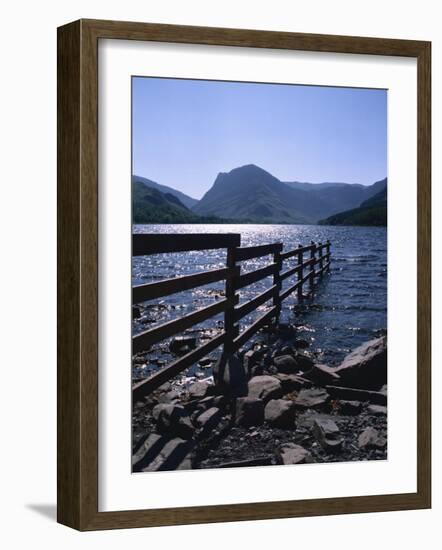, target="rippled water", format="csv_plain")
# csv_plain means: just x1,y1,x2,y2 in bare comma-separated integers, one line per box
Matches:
132,224,387,372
